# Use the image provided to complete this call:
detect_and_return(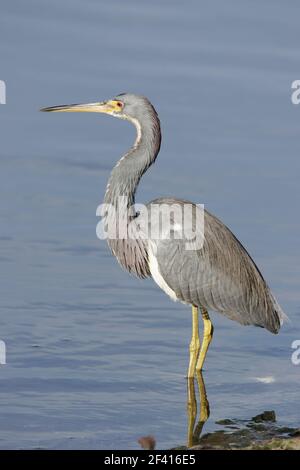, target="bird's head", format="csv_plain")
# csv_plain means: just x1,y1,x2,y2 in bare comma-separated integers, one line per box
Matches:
40,93,155,123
